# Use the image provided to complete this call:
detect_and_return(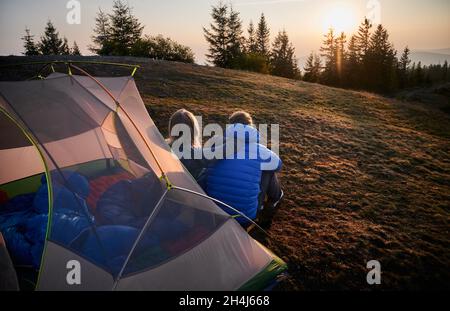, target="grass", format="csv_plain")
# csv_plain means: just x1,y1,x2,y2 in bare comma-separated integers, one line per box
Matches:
1,56,449,290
